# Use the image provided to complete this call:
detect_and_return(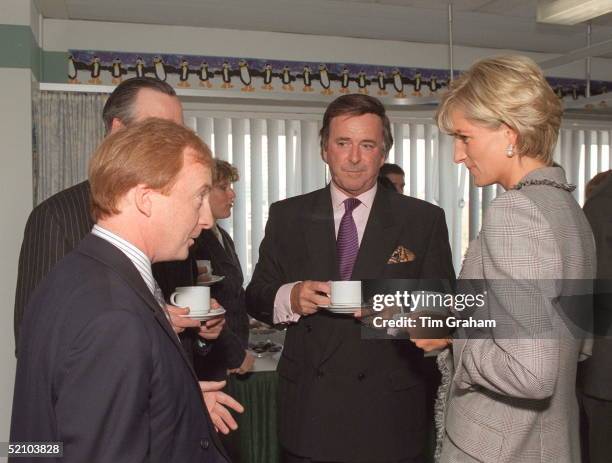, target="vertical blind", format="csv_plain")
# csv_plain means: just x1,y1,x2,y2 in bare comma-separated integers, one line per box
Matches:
185,112,612,280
